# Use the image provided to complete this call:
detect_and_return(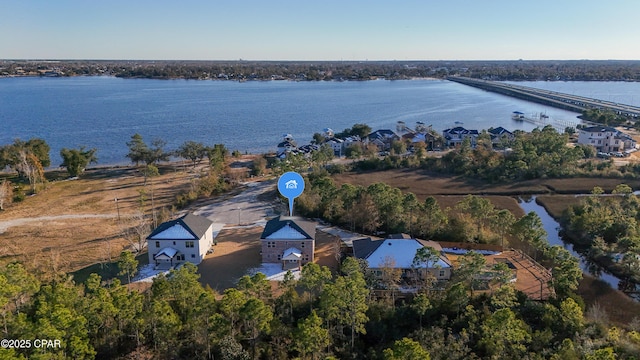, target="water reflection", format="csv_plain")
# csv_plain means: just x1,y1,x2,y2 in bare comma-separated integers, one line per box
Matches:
518,196,639,299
